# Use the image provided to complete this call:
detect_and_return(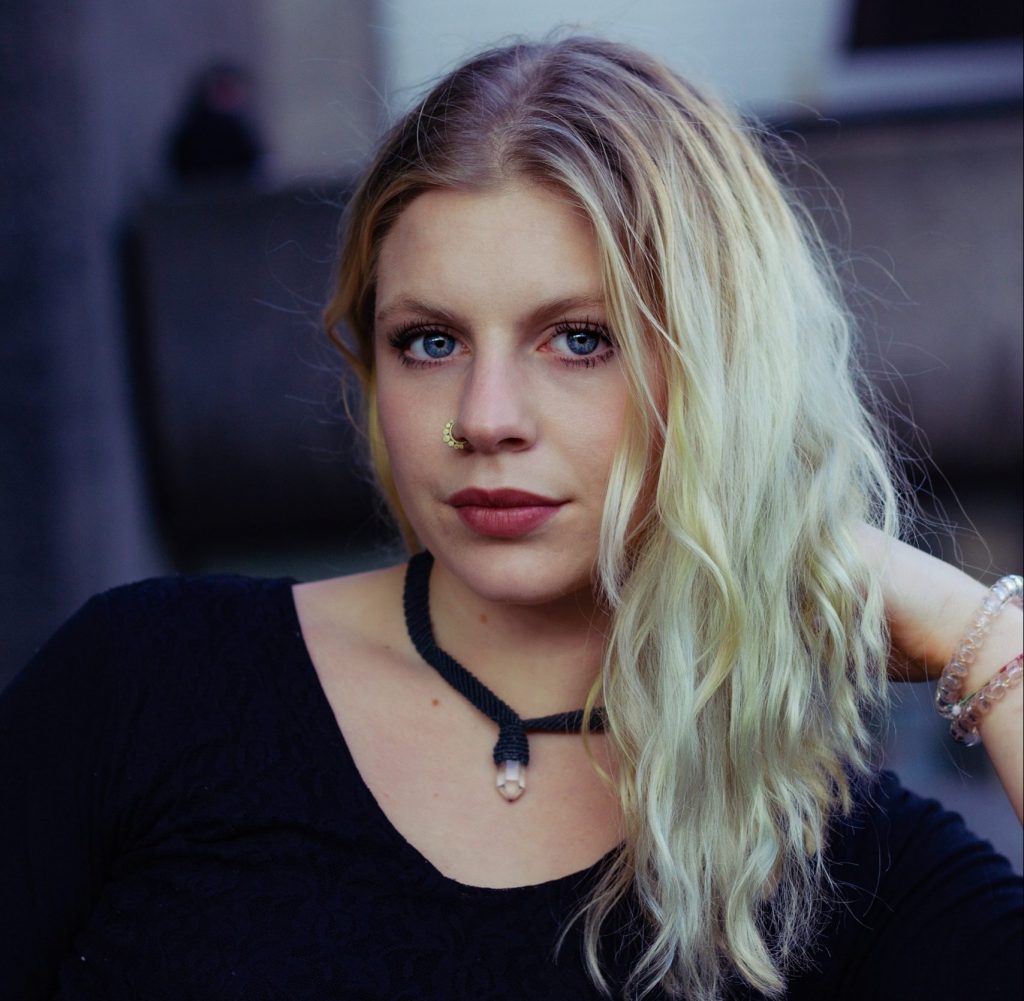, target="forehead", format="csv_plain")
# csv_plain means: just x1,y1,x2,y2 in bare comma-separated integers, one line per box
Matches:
374,184,604,327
